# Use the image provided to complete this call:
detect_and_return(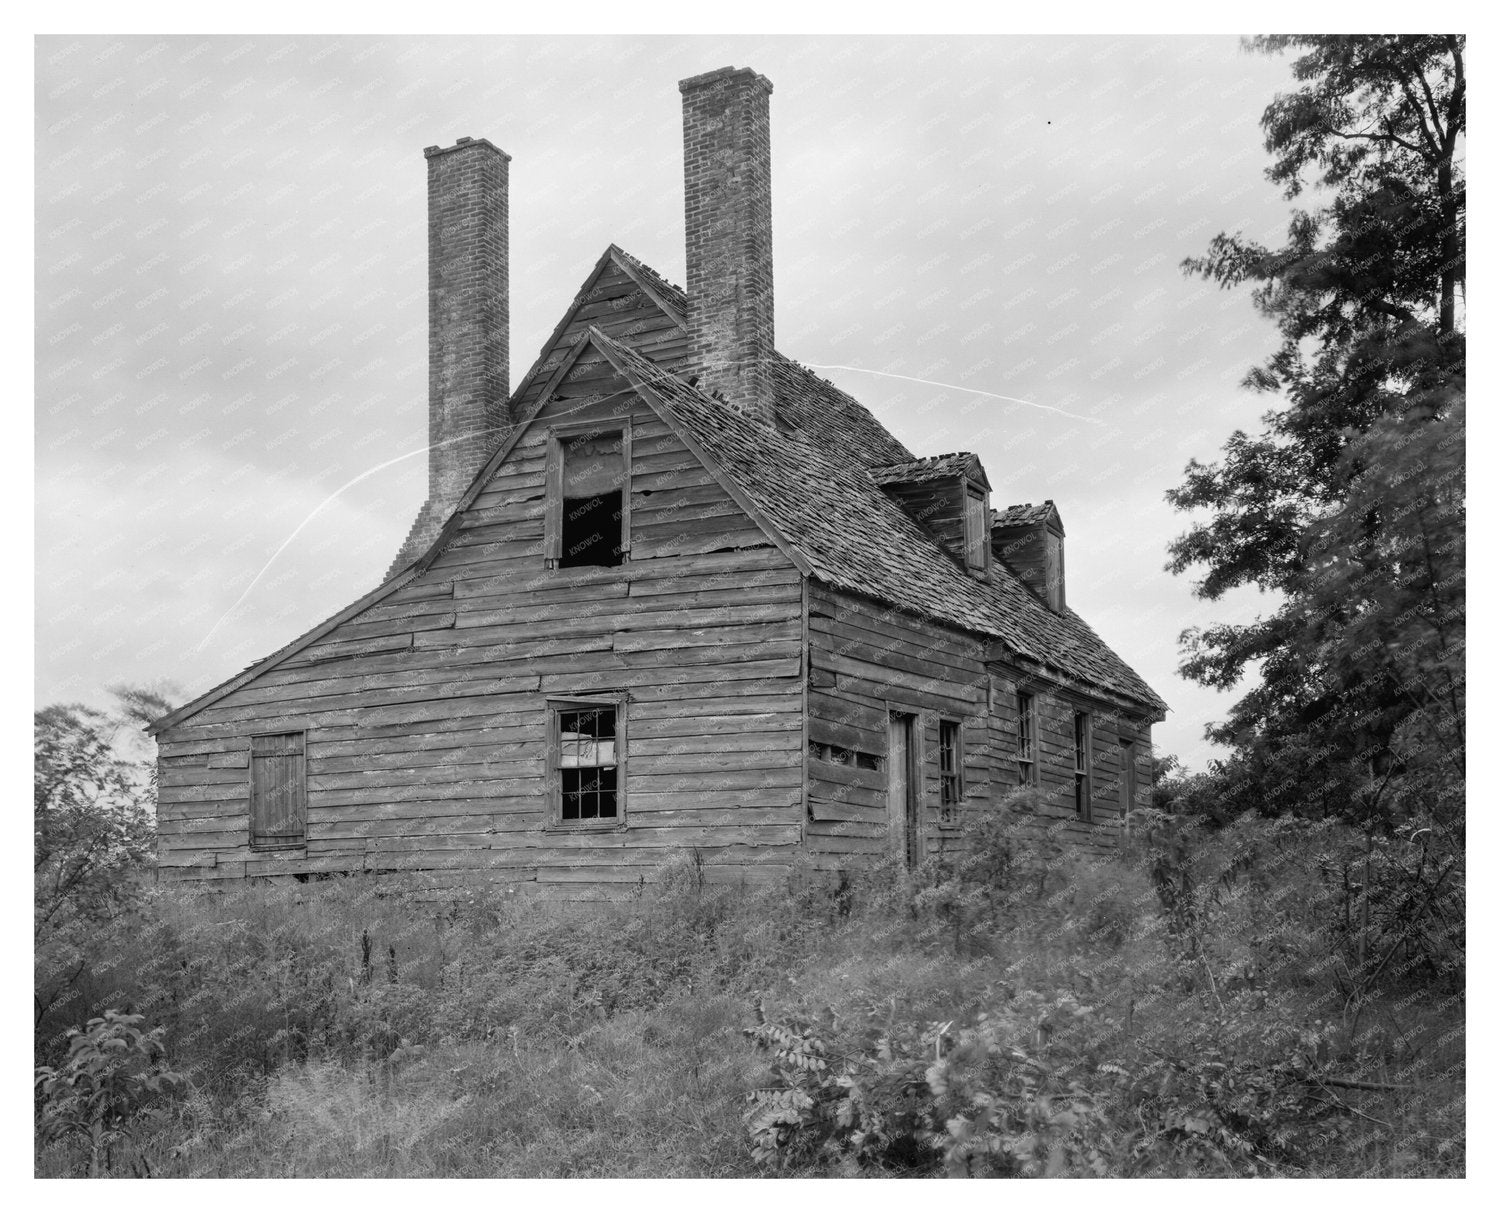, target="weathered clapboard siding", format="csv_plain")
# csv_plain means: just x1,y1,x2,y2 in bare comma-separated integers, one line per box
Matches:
798,581,1157,871
982,666,1154,855
503,257,692,429
803,583,989,867
155,358,803,893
